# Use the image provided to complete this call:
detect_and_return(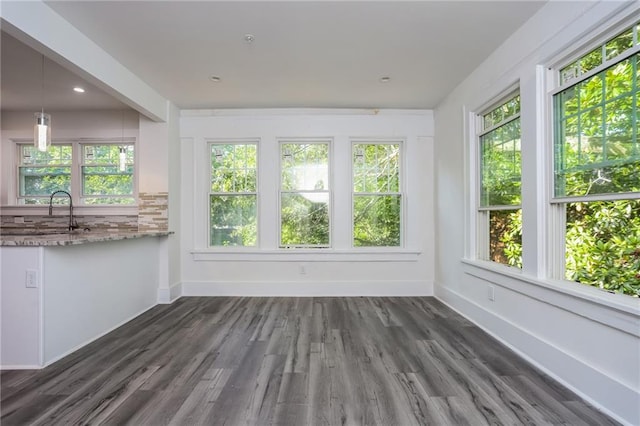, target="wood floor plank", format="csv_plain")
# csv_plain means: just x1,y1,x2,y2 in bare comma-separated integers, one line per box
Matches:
1,296,620,426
